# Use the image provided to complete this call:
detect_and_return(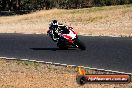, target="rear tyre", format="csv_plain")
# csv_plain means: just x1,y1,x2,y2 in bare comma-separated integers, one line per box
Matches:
75,39,86,50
